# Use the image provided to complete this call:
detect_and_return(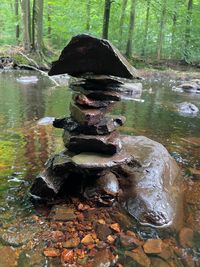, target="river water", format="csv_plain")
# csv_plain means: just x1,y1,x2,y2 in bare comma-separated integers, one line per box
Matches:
0,70,200,266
